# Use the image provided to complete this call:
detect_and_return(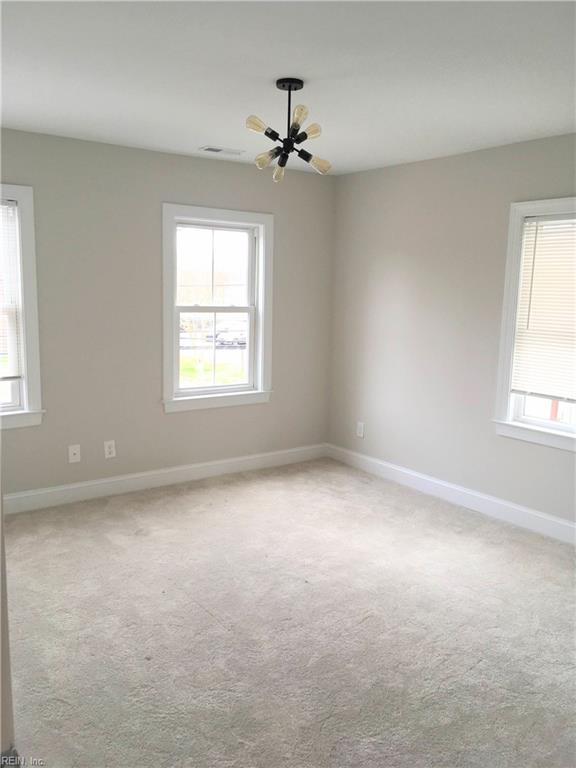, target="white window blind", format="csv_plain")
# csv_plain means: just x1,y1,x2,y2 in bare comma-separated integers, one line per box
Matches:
0,199,24,389
0,184,42,427
511,215,576,403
